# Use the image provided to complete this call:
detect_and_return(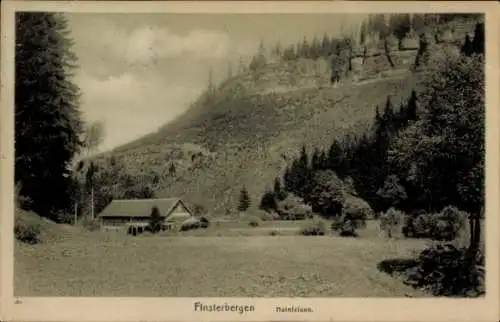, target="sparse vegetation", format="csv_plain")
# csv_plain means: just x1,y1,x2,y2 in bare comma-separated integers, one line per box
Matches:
14,222,42,245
